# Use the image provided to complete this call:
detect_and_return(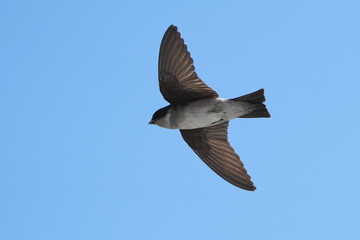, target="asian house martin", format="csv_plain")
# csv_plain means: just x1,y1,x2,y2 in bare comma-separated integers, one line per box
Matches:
149,25,270,191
